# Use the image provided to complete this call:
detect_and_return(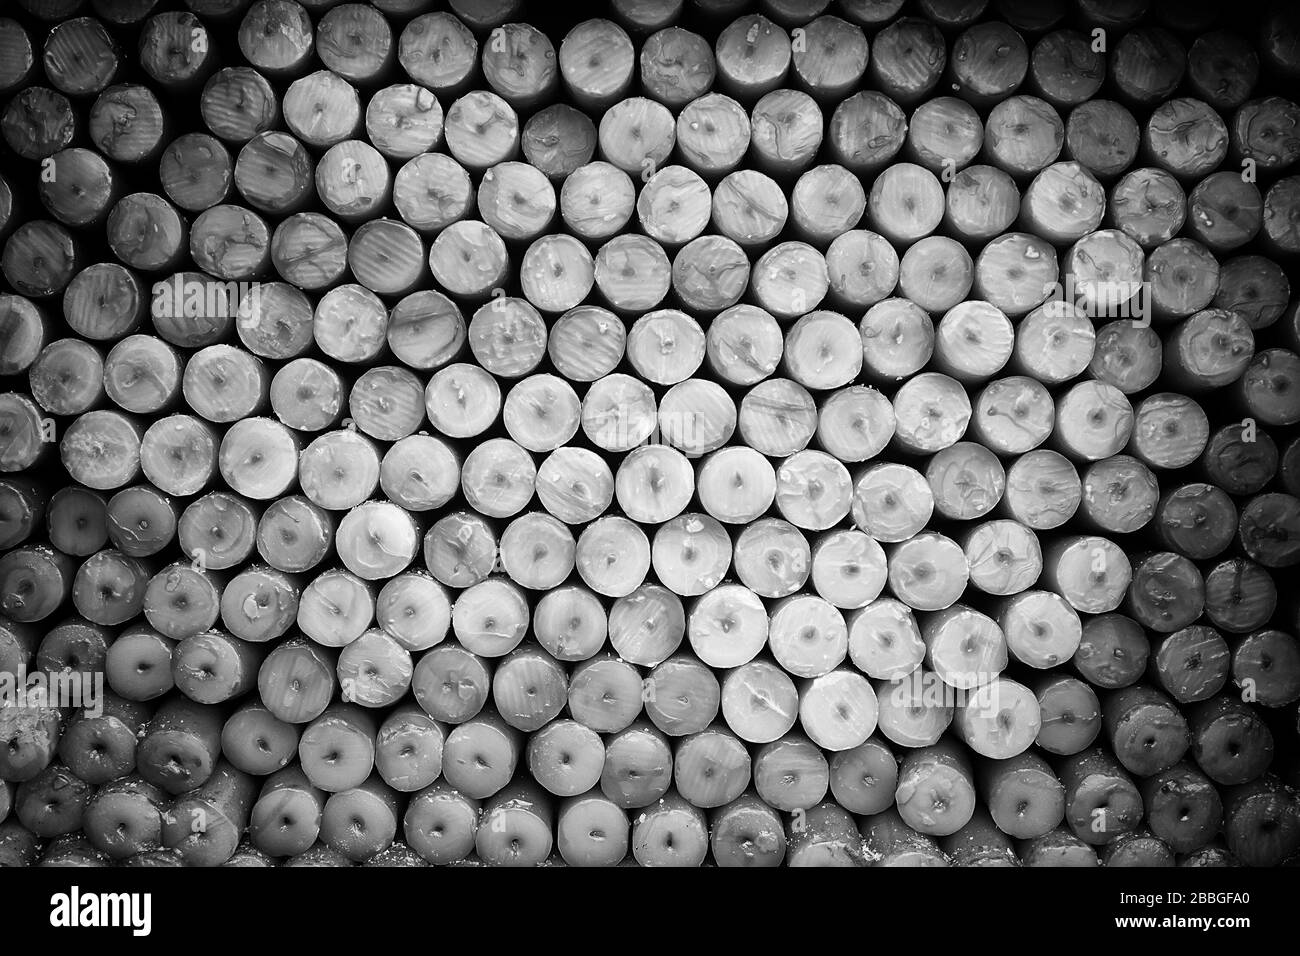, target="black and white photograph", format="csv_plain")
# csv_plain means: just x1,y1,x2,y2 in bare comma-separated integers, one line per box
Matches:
0,0,1297,934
